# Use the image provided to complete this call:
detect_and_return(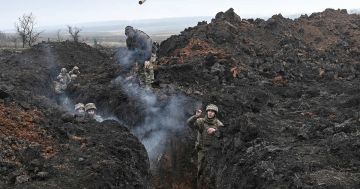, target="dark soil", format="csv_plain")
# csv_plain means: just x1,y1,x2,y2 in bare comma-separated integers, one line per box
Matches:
1,7,360,189
154,8,360,189
0,42,151,188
